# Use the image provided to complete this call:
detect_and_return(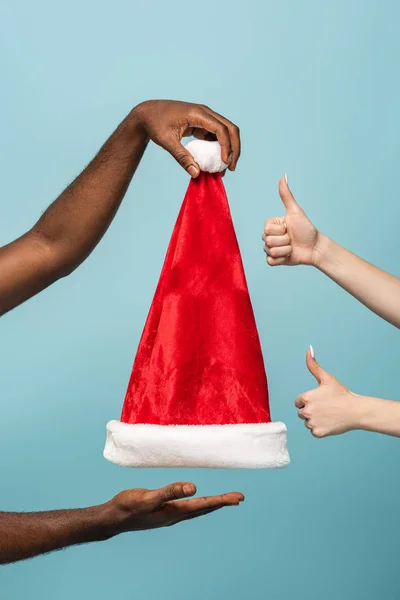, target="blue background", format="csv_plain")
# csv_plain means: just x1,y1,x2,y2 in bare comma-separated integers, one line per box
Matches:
1,0,400,597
